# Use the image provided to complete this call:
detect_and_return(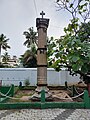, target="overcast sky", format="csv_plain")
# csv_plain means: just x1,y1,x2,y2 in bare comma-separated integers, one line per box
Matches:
0,0,71,58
